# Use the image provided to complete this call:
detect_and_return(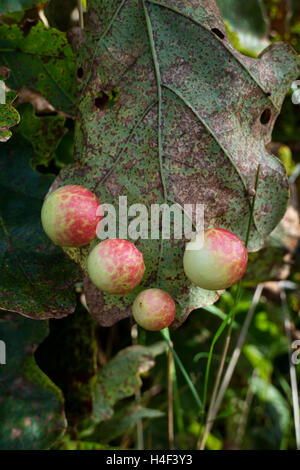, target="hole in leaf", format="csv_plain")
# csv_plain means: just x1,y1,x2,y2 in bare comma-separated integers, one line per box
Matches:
94,88,119,110
95,93,109,109
77,67,84,79
260,109,271,125
211,28,225,39
266,91,272,97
